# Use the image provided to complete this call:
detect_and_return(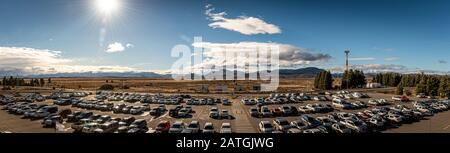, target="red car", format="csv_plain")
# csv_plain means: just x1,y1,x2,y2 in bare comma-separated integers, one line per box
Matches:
155,121,171,133
392,96,409,102
400,96,409,102
271,108,283,117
